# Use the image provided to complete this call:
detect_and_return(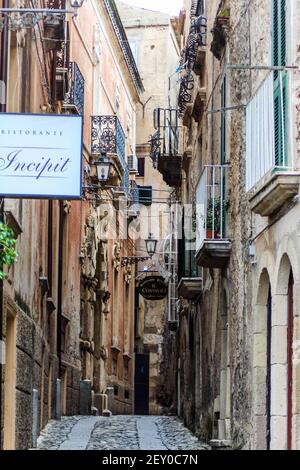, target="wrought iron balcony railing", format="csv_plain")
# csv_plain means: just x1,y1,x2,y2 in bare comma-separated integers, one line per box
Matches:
91,115,129,196
91,116,125,160
150,108,182,187
150,108,180,162
63,62,85,115
196,165,229,250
